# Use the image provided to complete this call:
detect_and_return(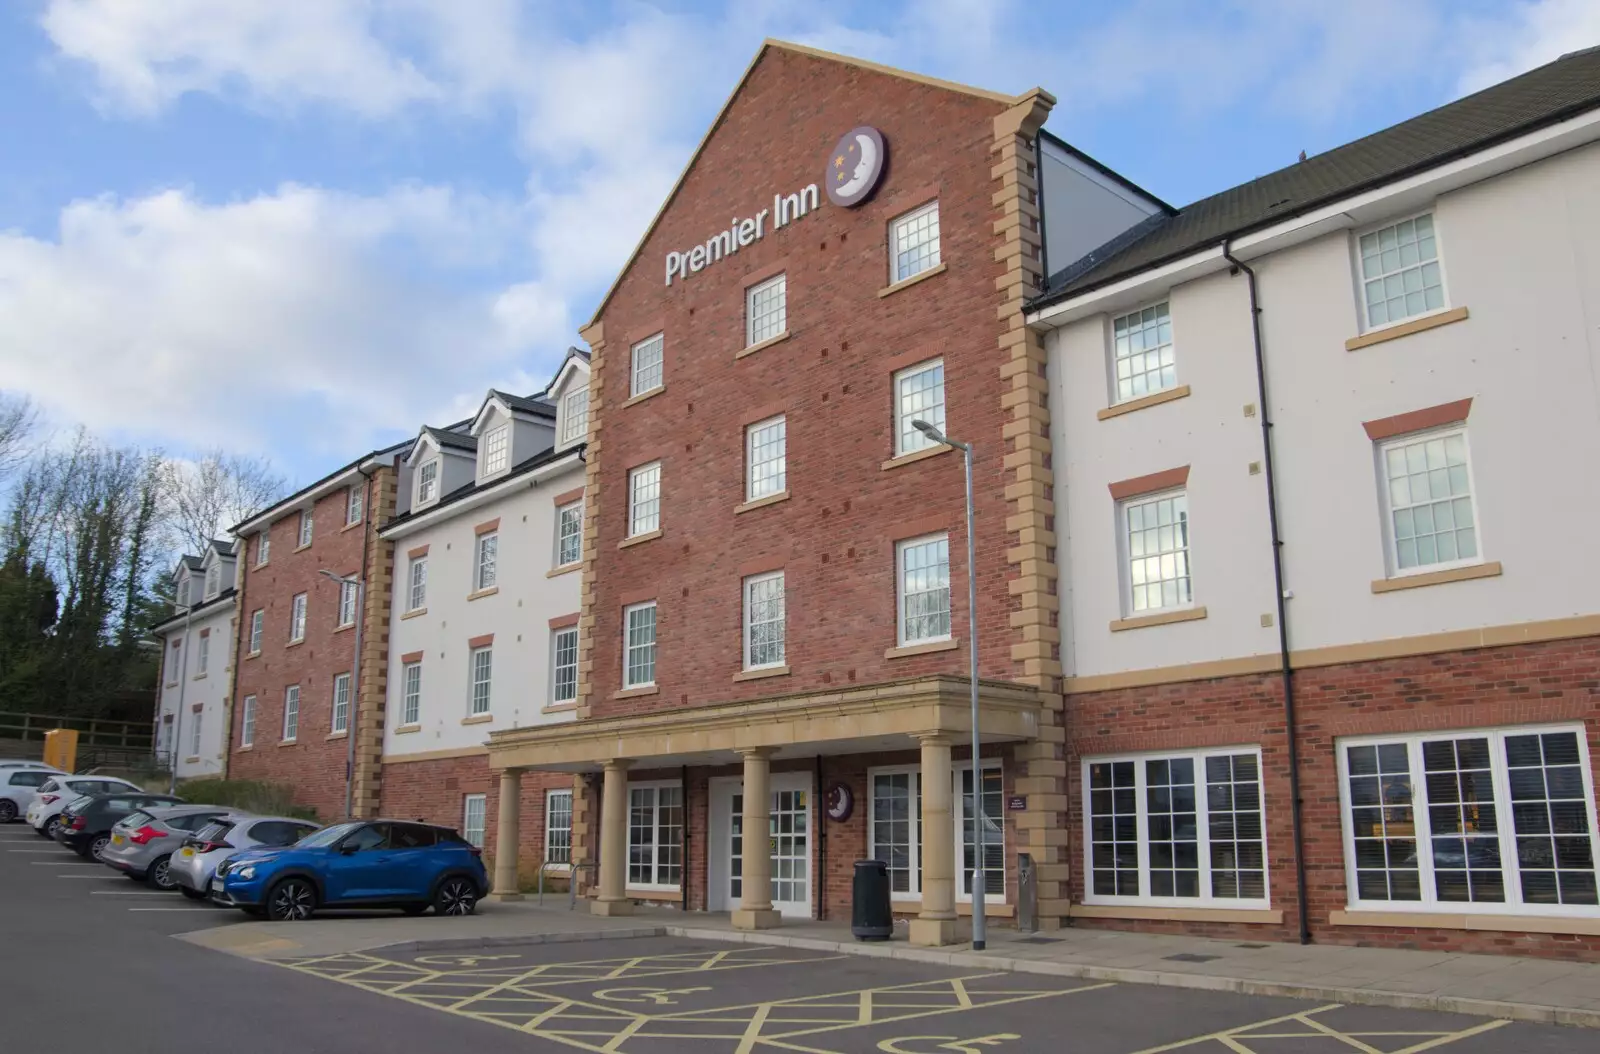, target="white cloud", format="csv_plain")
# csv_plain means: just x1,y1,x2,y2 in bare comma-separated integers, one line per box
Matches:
0,185,570,460
1457,0,1600,96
